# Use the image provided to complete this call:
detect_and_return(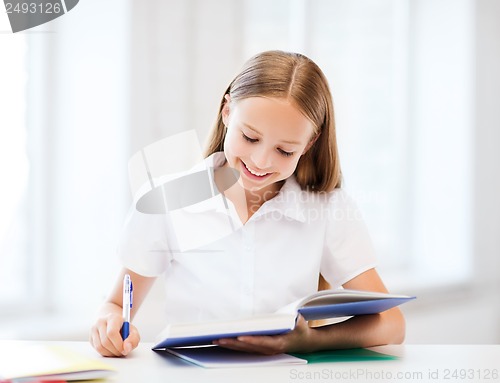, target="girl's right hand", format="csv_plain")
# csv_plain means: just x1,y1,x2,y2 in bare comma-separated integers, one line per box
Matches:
90,312,140,357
